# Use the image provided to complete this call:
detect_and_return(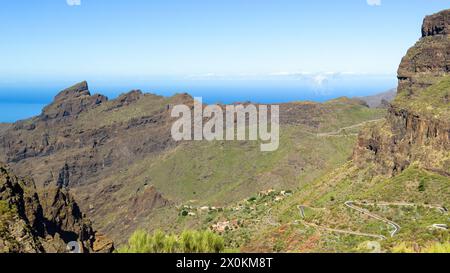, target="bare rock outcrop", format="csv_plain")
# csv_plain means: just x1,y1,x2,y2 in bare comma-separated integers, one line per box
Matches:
422,9,450,37
0,163,114,253
40,81,108,120
0,82,183,187
353,9,450,176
